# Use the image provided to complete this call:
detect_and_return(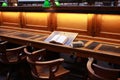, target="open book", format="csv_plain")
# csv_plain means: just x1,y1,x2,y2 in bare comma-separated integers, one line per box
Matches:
49,34,68,44
44,31,78,46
